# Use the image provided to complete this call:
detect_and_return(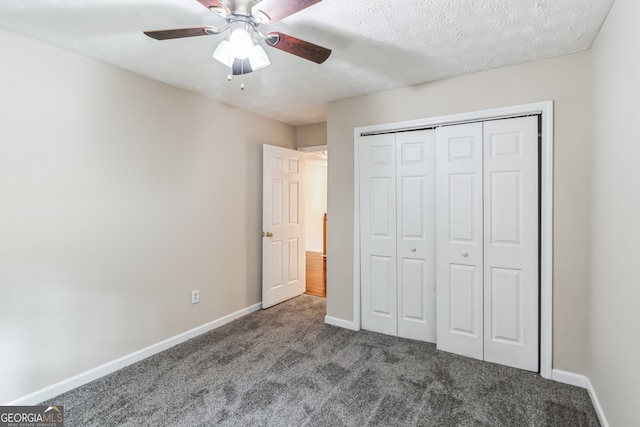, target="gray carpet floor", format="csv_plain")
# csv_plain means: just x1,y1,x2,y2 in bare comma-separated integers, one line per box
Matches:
43,295,599,426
